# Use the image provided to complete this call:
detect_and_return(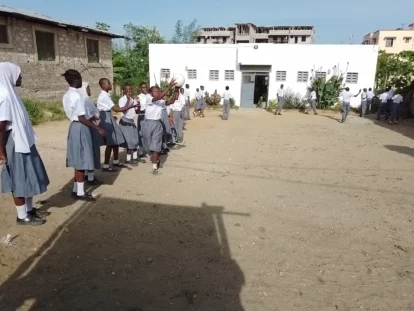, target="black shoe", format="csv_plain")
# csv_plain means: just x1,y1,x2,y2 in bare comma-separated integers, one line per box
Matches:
278,113,282,115
87,177,103,185
28,207,50,218
72,192,96,202
17,214,46,226
102,166,118,172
